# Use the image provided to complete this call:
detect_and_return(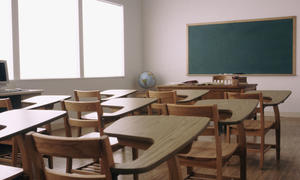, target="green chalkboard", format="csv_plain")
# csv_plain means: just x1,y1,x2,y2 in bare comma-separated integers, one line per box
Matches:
187,16,296,75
